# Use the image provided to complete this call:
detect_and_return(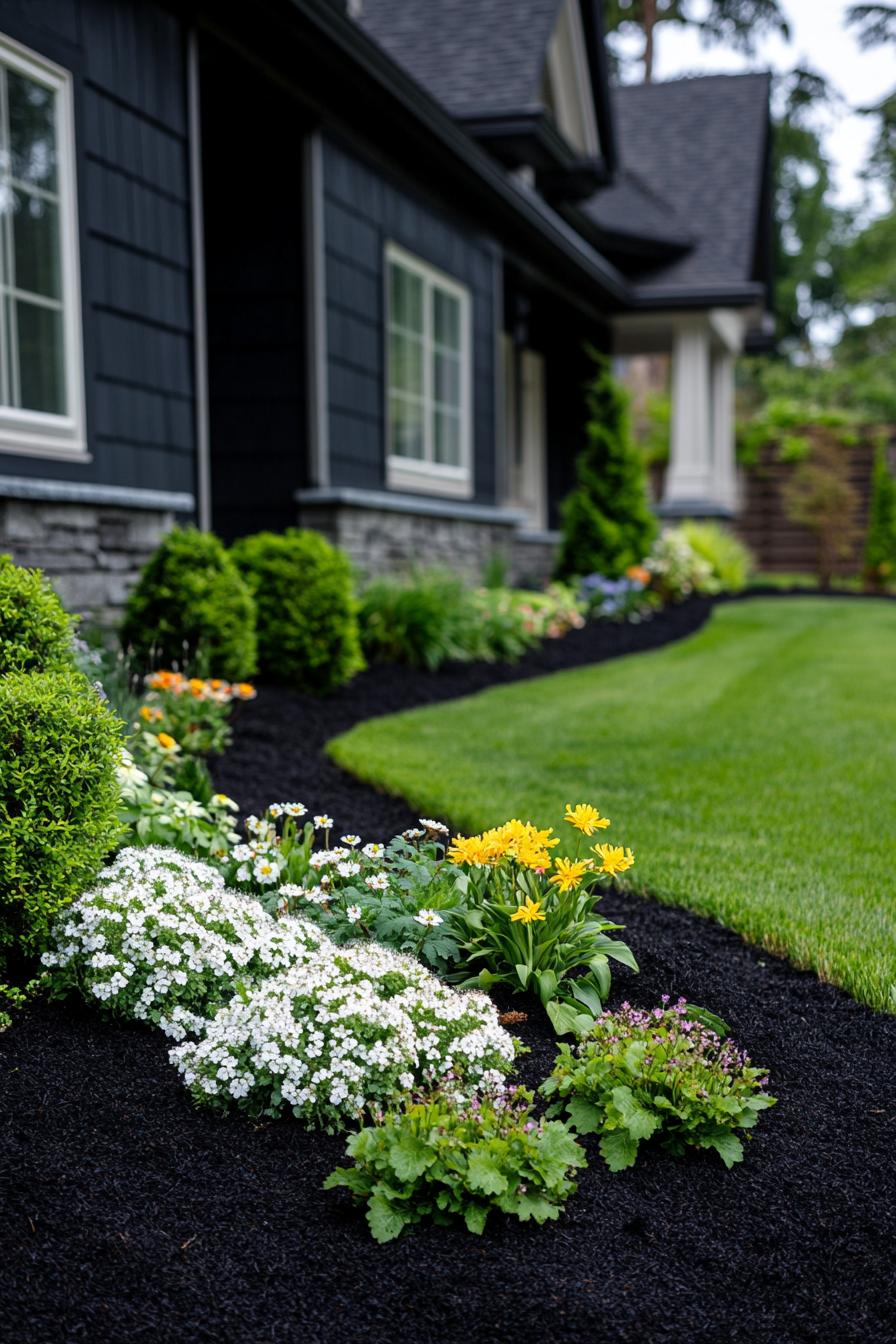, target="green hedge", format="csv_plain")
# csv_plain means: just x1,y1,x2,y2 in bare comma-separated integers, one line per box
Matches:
0,554,74,674
231,529,364,692
120,528,257,679
0,670,122,965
